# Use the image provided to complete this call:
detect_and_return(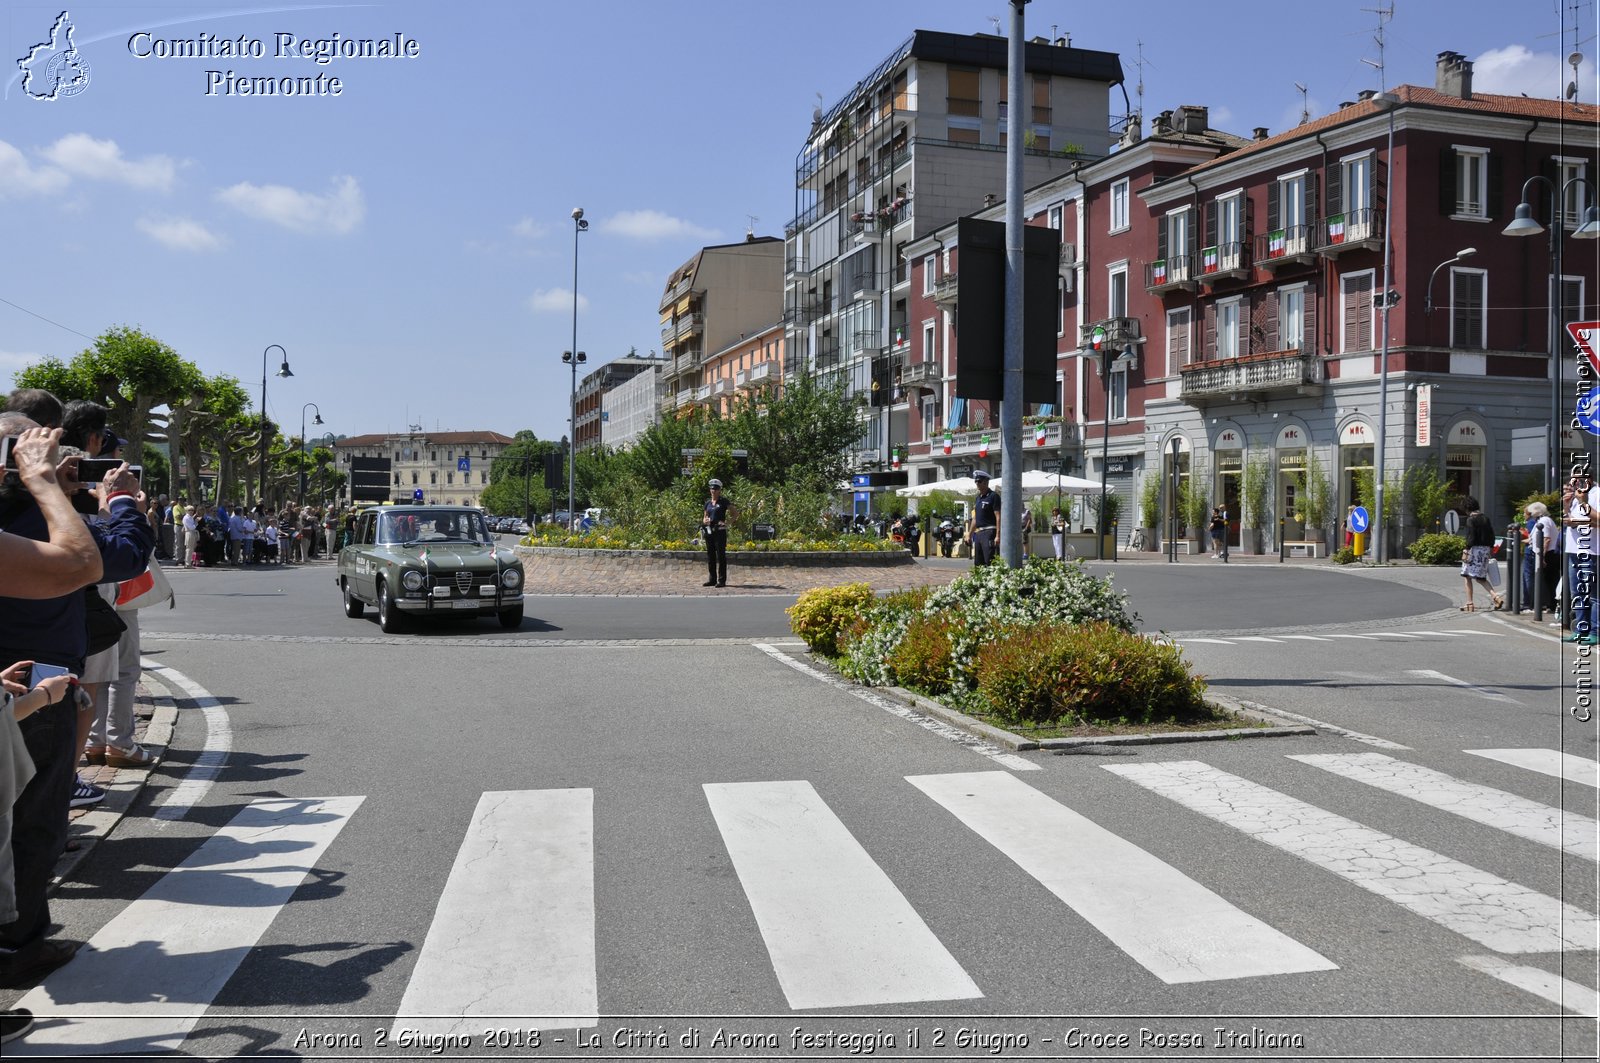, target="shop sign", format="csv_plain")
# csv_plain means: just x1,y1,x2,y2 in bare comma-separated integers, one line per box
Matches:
1415,384,1432,446
1339,422,1371,445
1278,450,1306,468
1213,428,1243,450
1445,447,1478,469
1447,420,1485,446
1275,424,1305,449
